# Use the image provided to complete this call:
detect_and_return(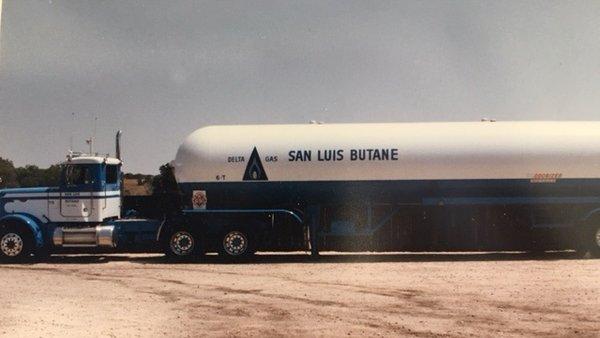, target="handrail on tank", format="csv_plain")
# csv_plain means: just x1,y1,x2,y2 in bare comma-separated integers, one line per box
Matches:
183,208,303,224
